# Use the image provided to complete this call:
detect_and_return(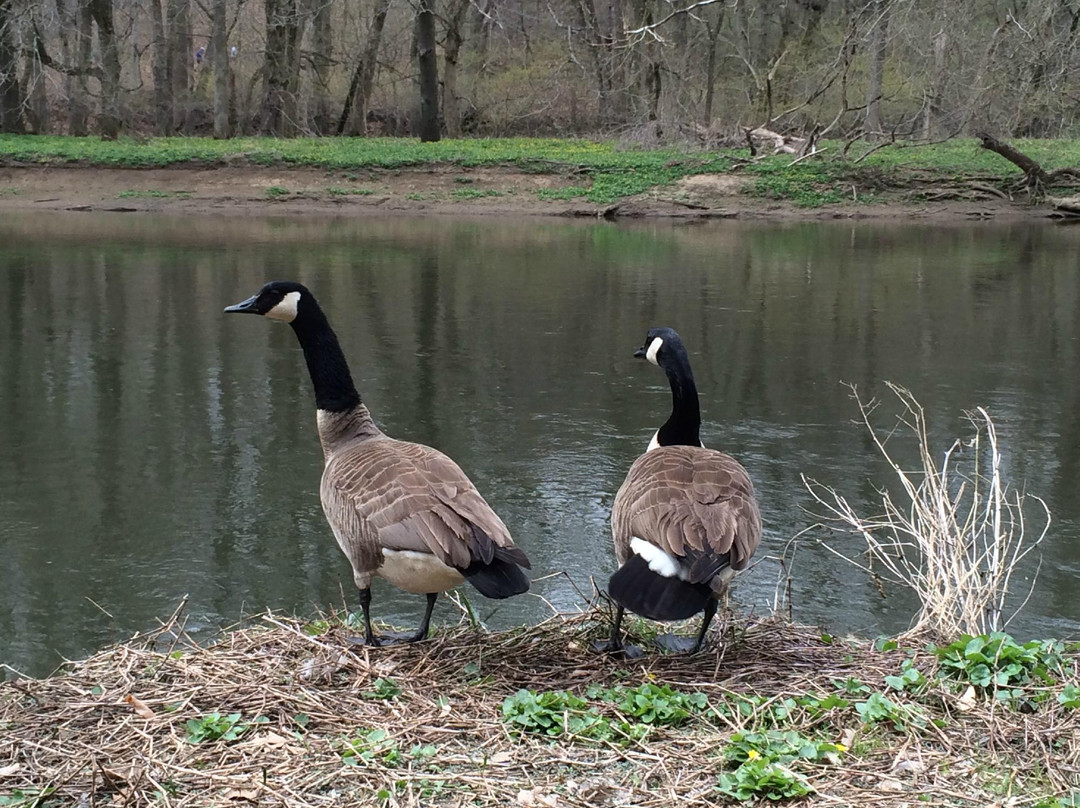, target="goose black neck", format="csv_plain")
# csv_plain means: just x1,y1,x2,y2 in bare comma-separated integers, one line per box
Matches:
657,352,701,447
289,303,361,413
